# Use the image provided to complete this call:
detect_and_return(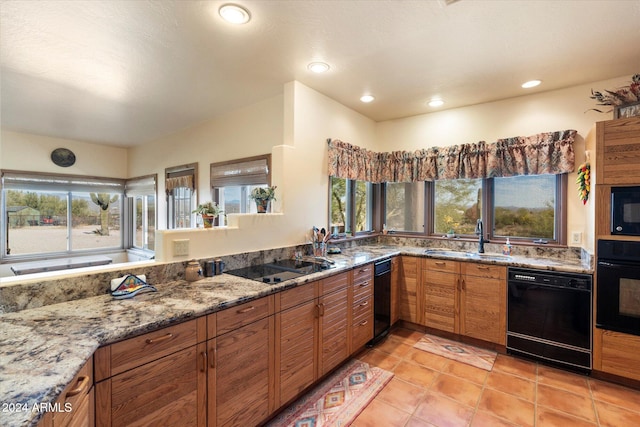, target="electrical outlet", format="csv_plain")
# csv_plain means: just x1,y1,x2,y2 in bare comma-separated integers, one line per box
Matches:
571,232,582,244
173,239,190,256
